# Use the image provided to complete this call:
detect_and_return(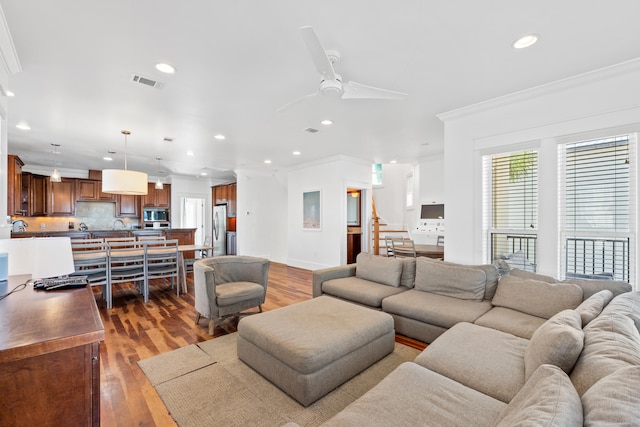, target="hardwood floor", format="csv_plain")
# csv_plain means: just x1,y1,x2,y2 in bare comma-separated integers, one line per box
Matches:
95,262,425,426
